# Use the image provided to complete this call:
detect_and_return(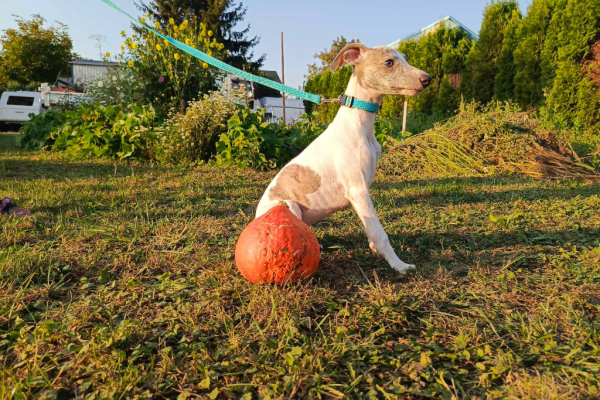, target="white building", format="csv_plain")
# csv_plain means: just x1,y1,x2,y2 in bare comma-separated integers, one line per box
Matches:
222,70,306,124
69,60,120,88
250,97,306,124
388,16,478,48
